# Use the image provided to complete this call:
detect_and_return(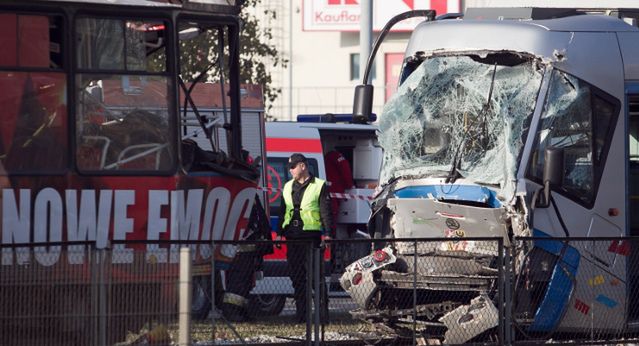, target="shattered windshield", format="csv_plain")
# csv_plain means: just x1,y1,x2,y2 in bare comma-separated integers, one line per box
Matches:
379,53,543,199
